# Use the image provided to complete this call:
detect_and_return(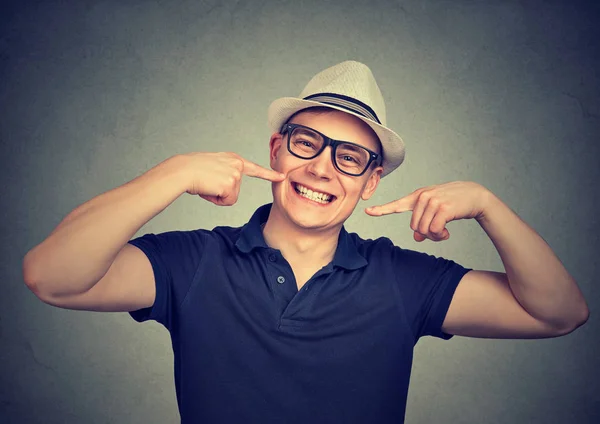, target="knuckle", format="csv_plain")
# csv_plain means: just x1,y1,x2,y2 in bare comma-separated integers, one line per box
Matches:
227,176,238,187
216,187,227,198
229,157,244,171
222,152,243,167
431,222,443,233
419,191,431,202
